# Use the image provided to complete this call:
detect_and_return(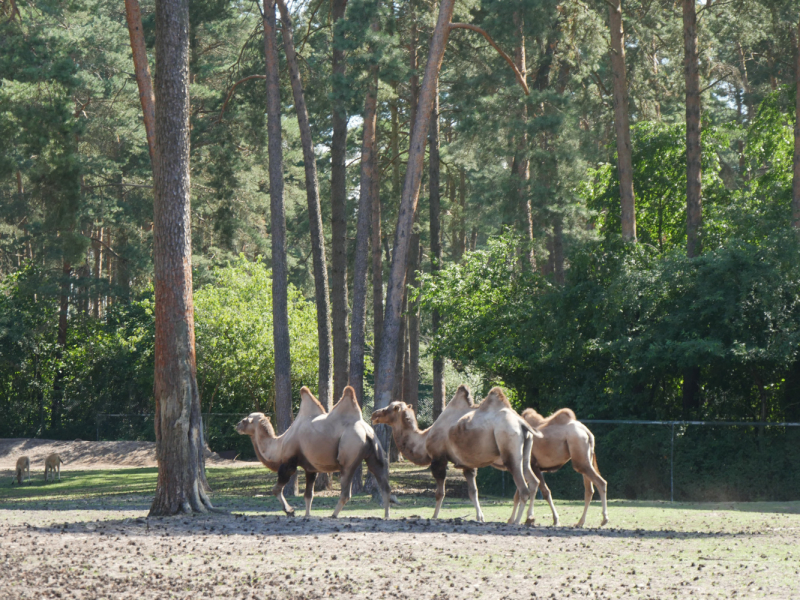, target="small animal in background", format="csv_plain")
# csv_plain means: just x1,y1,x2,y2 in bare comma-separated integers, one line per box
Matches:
12,456,31,485
44,453,63,482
